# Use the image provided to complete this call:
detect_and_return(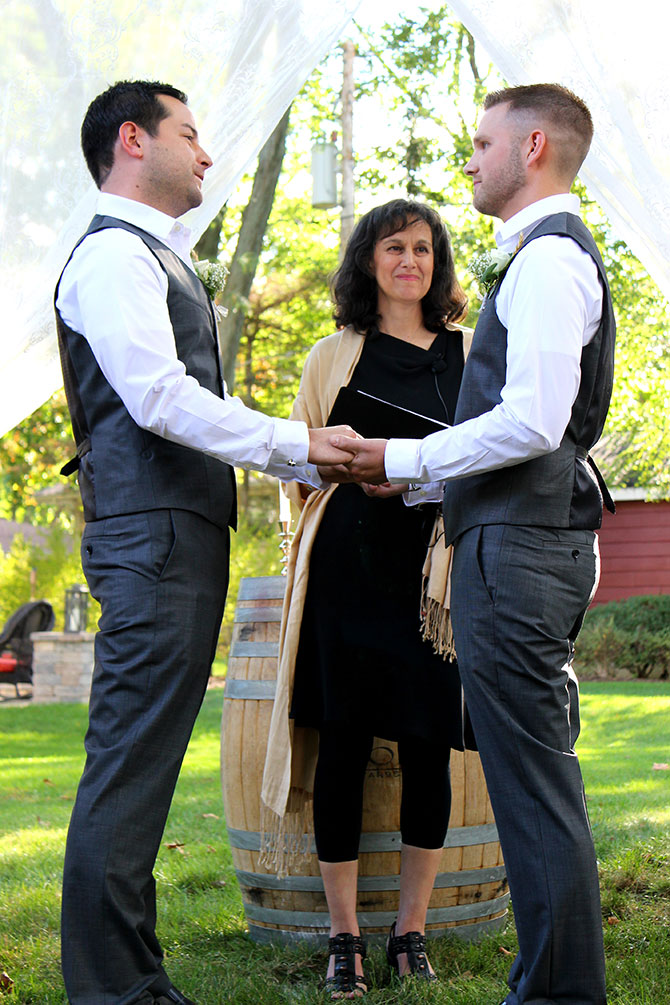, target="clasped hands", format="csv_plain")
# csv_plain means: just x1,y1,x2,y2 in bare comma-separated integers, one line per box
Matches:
308,425,406,497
